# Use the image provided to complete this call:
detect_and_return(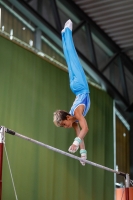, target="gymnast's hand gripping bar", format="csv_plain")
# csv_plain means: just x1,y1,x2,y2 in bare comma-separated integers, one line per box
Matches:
1,126,130,187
